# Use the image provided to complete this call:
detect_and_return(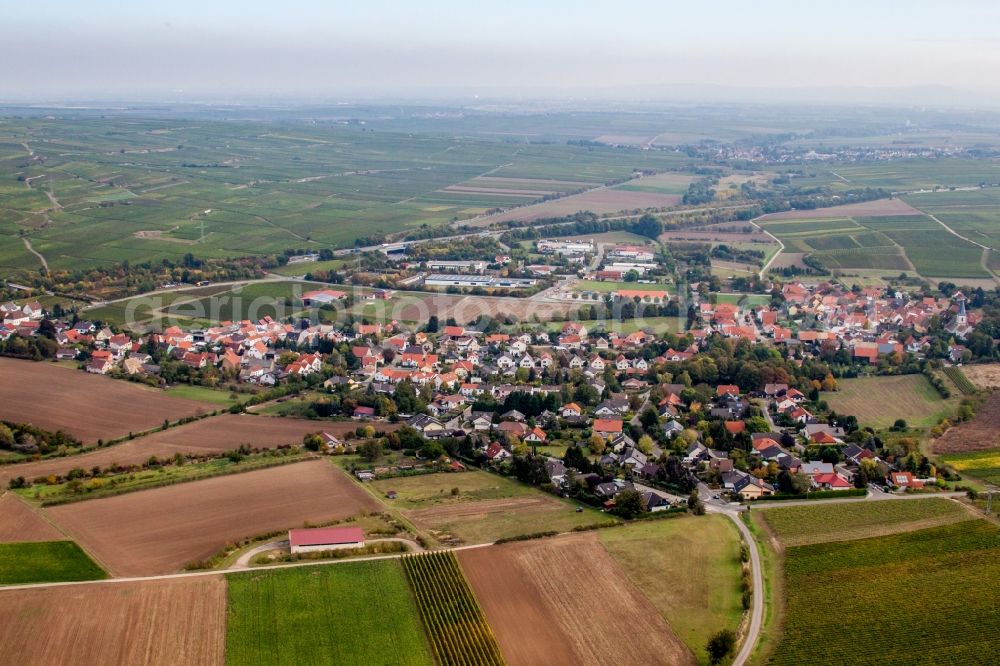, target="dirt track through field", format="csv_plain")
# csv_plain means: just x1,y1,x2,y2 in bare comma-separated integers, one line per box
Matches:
0,415,390,486
459,533,695,666
0,358,211,443
0,577,225,665
44,460,379,576
0,492,65,542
